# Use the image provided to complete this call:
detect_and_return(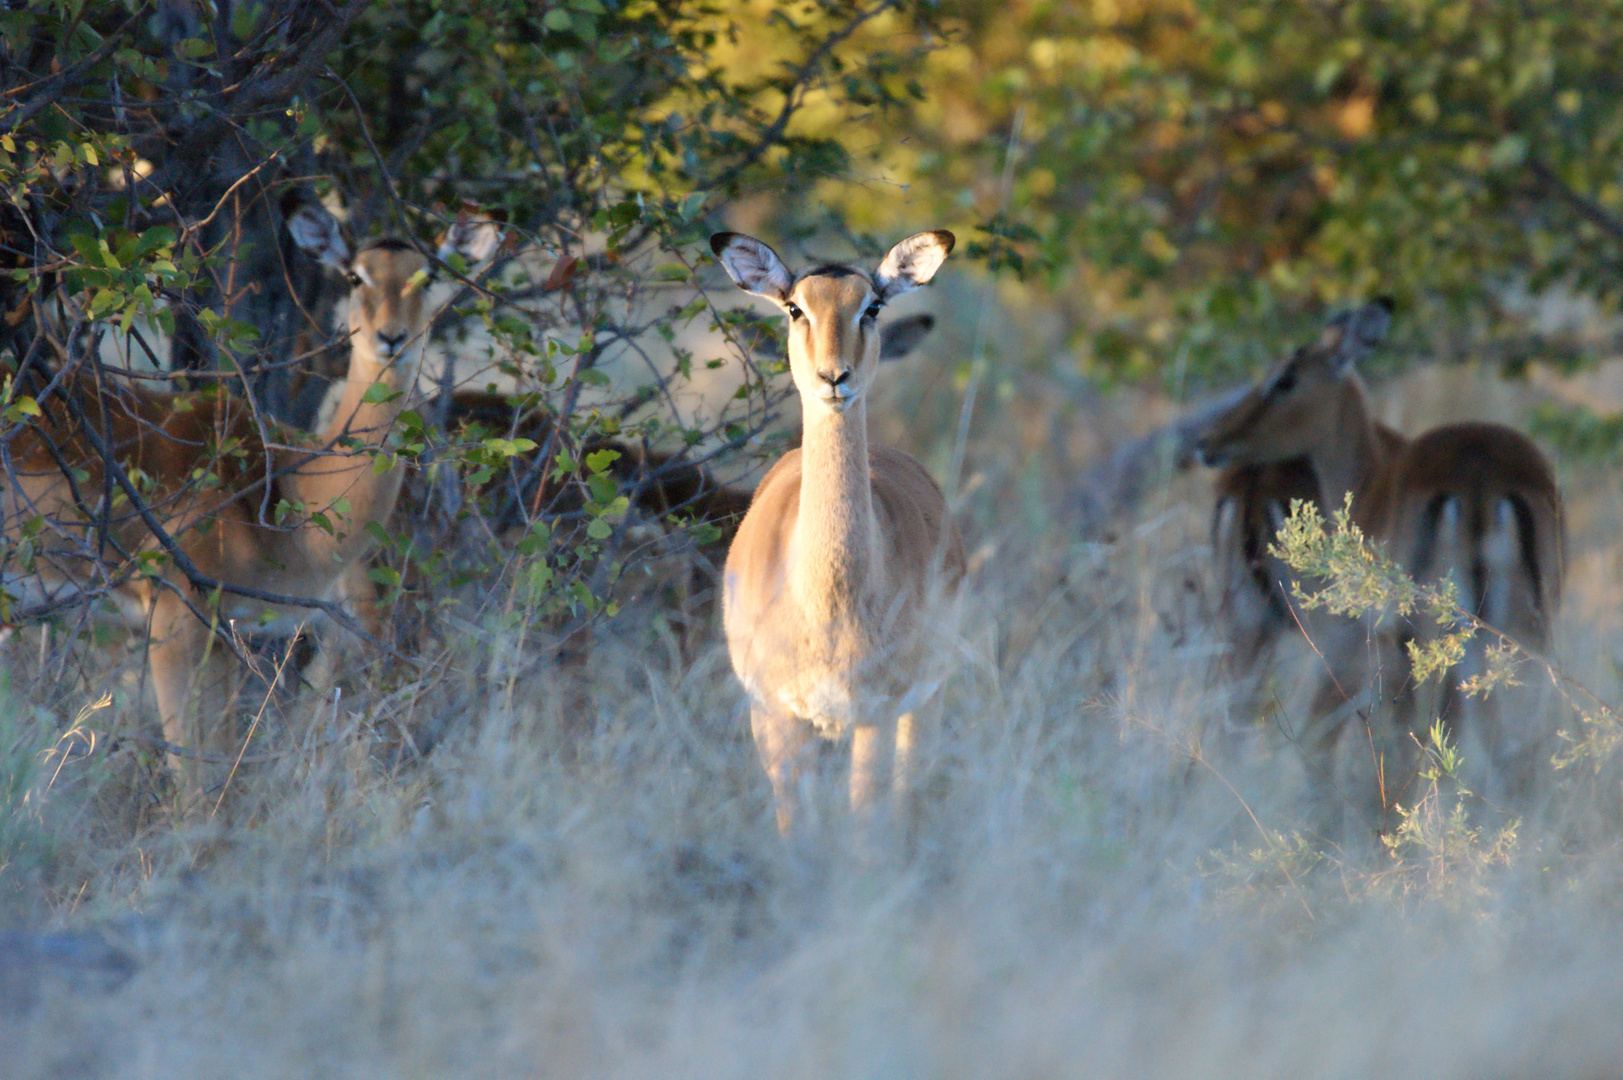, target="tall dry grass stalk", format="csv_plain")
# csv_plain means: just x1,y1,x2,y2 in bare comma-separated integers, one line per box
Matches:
5,367,1623,1078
